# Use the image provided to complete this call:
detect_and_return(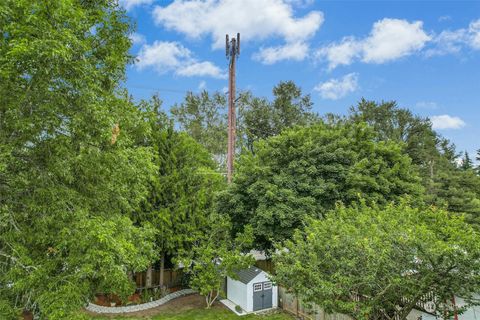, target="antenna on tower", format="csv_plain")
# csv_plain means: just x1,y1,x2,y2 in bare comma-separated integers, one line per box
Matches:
237,33,240,55
225,33,240,183
225,34,230,57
